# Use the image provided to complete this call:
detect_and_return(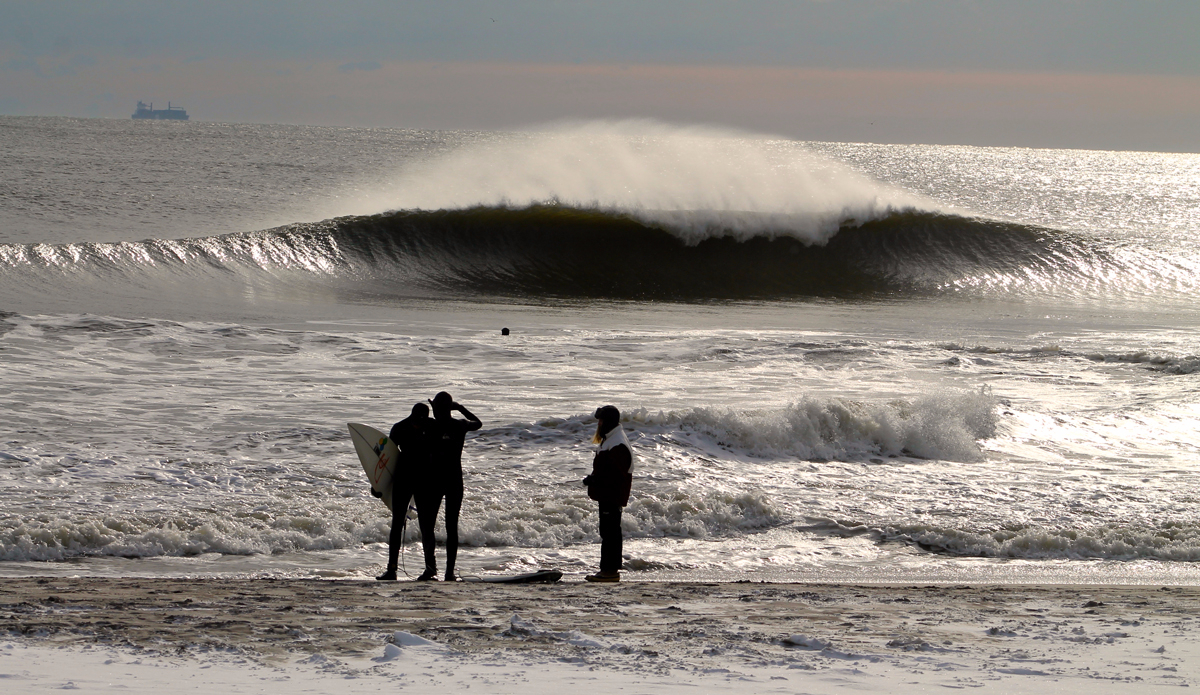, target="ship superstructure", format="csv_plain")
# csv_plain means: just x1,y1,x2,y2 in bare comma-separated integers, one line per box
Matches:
132,101,189,120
